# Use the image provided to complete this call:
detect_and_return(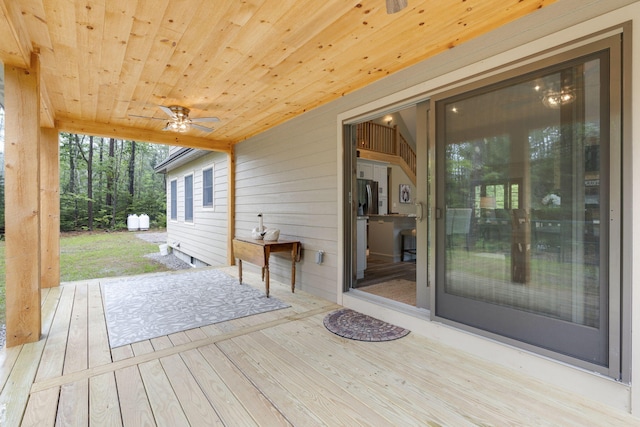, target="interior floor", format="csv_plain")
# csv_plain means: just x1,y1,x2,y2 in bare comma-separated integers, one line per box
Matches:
357,255,417,306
